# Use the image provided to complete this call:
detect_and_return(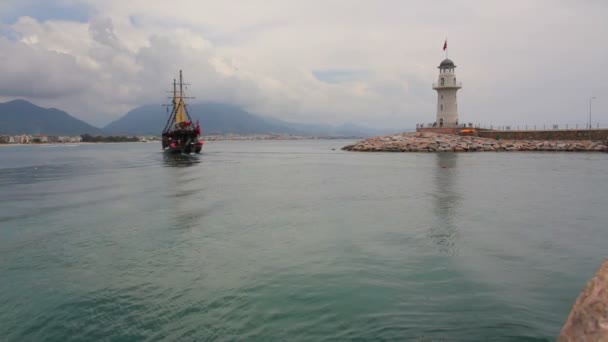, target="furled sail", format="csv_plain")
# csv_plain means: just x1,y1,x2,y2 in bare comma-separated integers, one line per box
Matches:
174,96,187,125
